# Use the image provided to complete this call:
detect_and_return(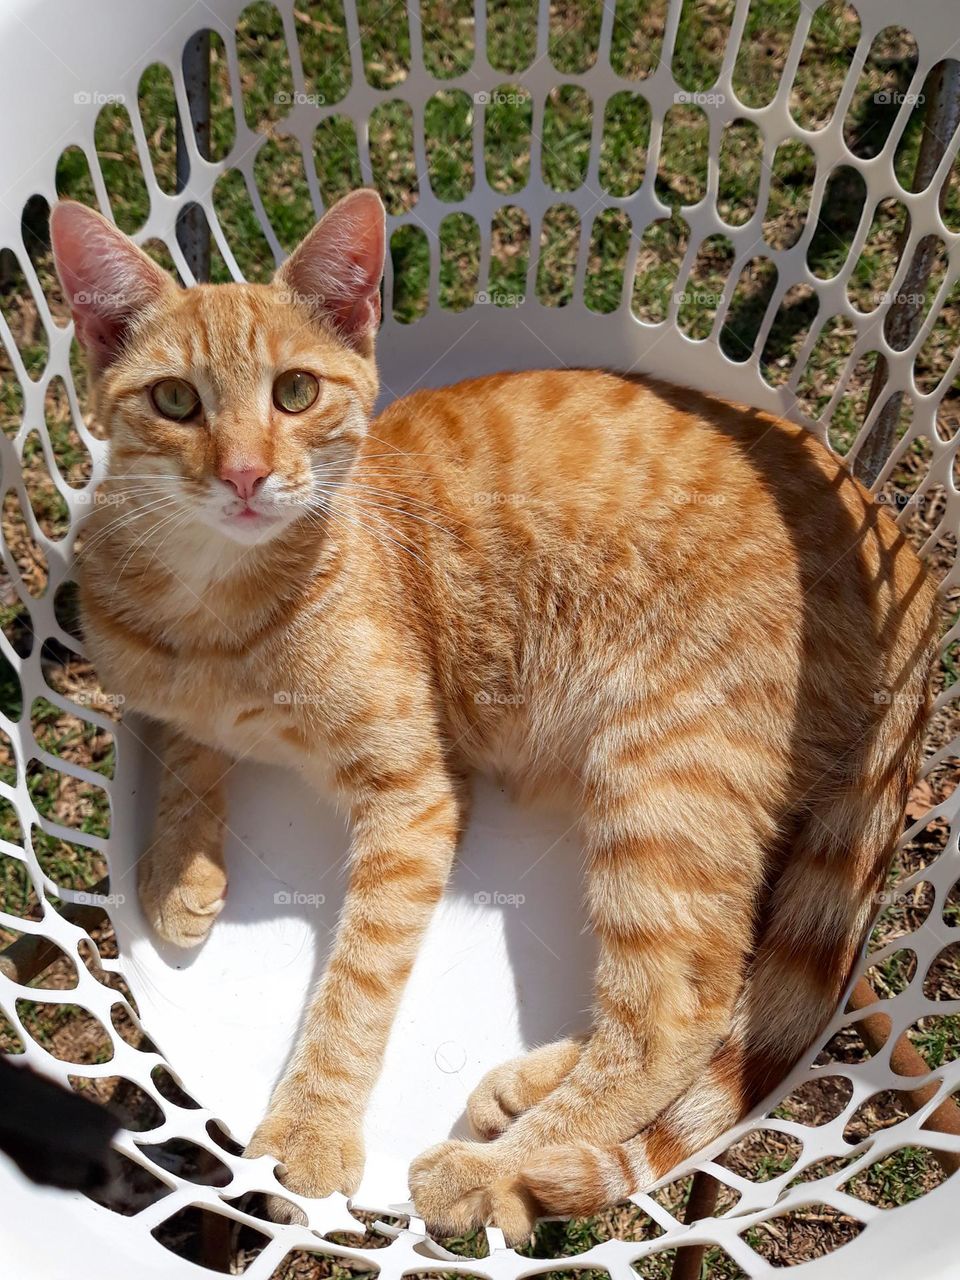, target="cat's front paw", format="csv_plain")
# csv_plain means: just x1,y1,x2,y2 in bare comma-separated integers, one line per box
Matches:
138,842,227,948
245,1105,365,1217
409,1140,538,1245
